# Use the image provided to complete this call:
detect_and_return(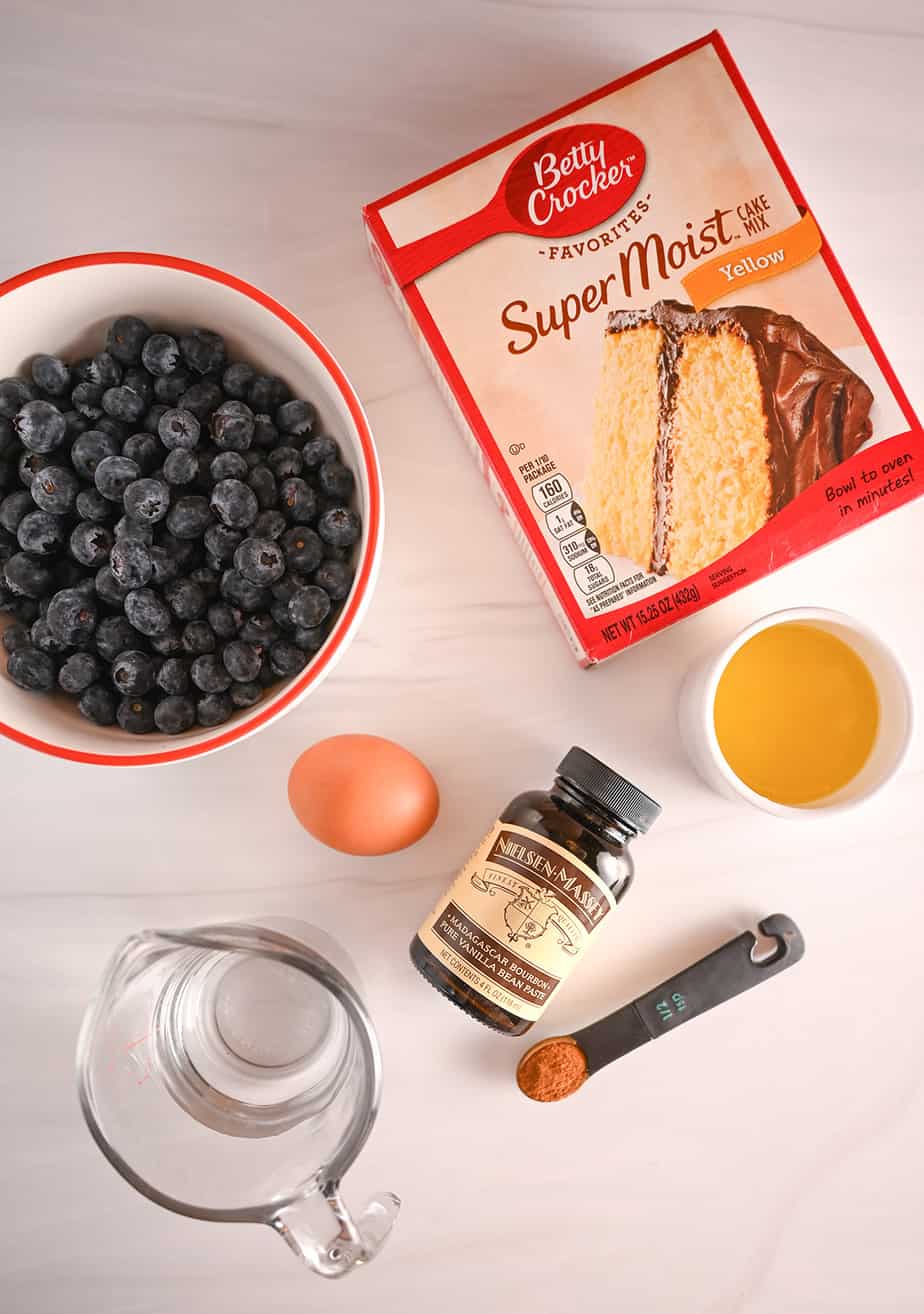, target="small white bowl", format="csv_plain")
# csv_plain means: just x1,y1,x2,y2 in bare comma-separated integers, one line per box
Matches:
677,607,914,817
0,252,383,767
